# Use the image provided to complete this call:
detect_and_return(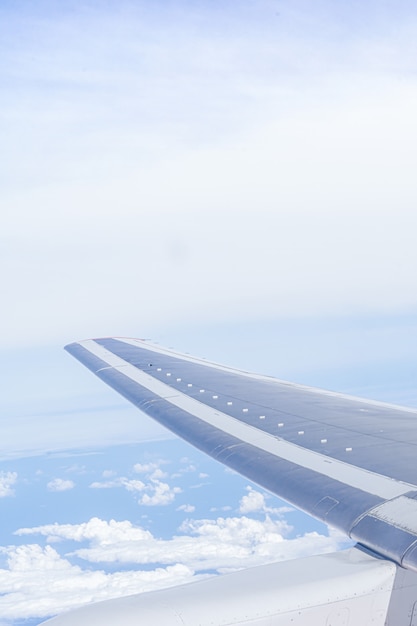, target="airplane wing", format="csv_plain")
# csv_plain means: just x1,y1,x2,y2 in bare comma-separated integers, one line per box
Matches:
43,337,417,625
